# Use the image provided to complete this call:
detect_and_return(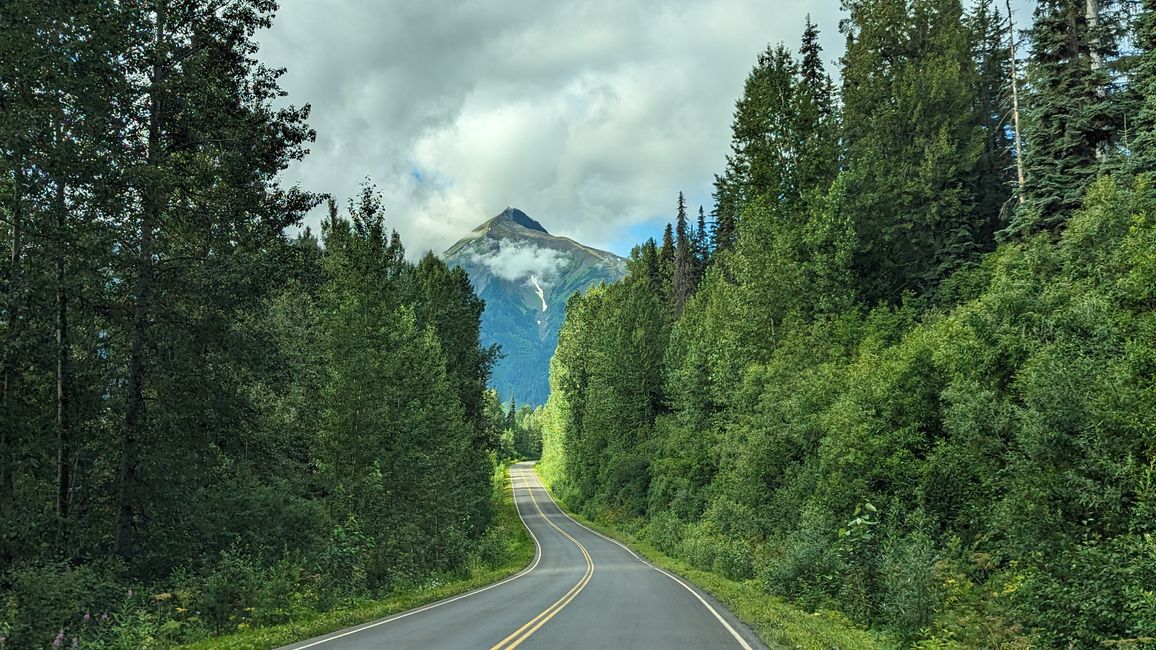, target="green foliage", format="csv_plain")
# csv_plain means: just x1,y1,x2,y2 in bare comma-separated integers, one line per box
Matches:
537,475,883,649
1012,0,1128,235
544,152,1156,647
0,4,501,641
